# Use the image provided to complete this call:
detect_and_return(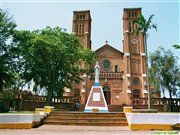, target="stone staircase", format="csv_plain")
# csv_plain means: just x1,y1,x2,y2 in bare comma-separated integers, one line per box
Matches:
43,111,128,126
